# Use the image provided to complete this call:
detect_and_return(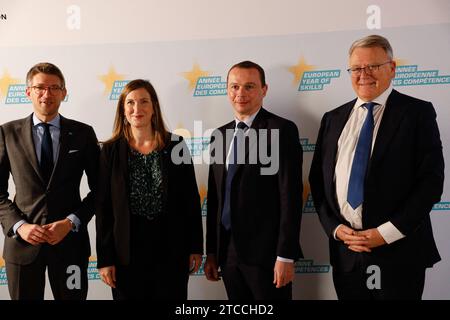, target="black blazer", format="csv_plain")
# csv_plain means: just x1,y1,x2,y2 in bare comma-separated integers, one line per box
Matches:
309,90,444,272
95,134,203,269
0,114,99,264
206,108,303,267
